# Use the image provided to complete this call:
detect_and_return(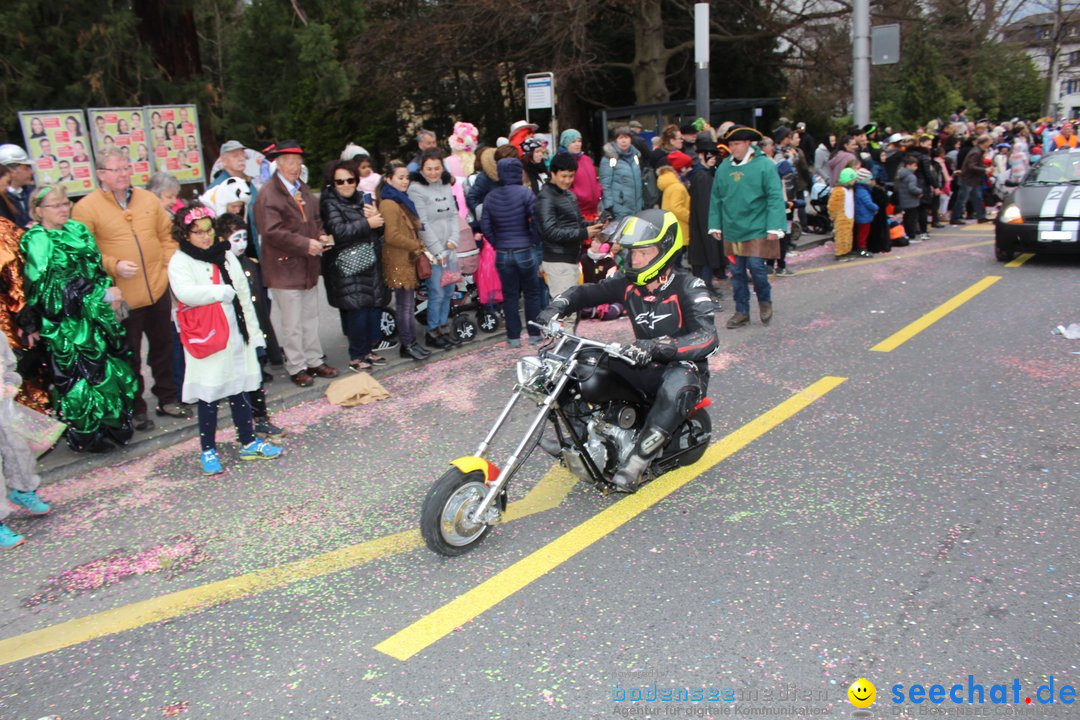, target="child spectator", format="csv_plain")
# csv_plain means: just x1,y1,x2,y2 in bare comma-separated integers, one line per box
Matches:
853,167,879,258
829,167,857,259
578,239,622,320
895,154,924,243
